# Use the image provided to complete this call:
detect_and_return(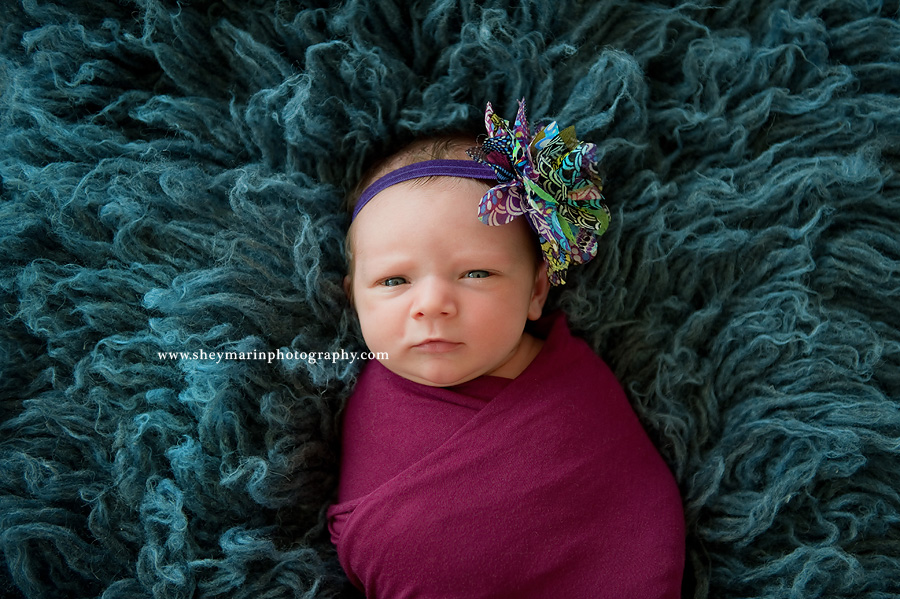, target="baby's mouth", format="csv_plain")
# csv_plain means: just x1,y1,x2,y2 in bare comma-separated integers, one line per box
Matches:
412,339,463,354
